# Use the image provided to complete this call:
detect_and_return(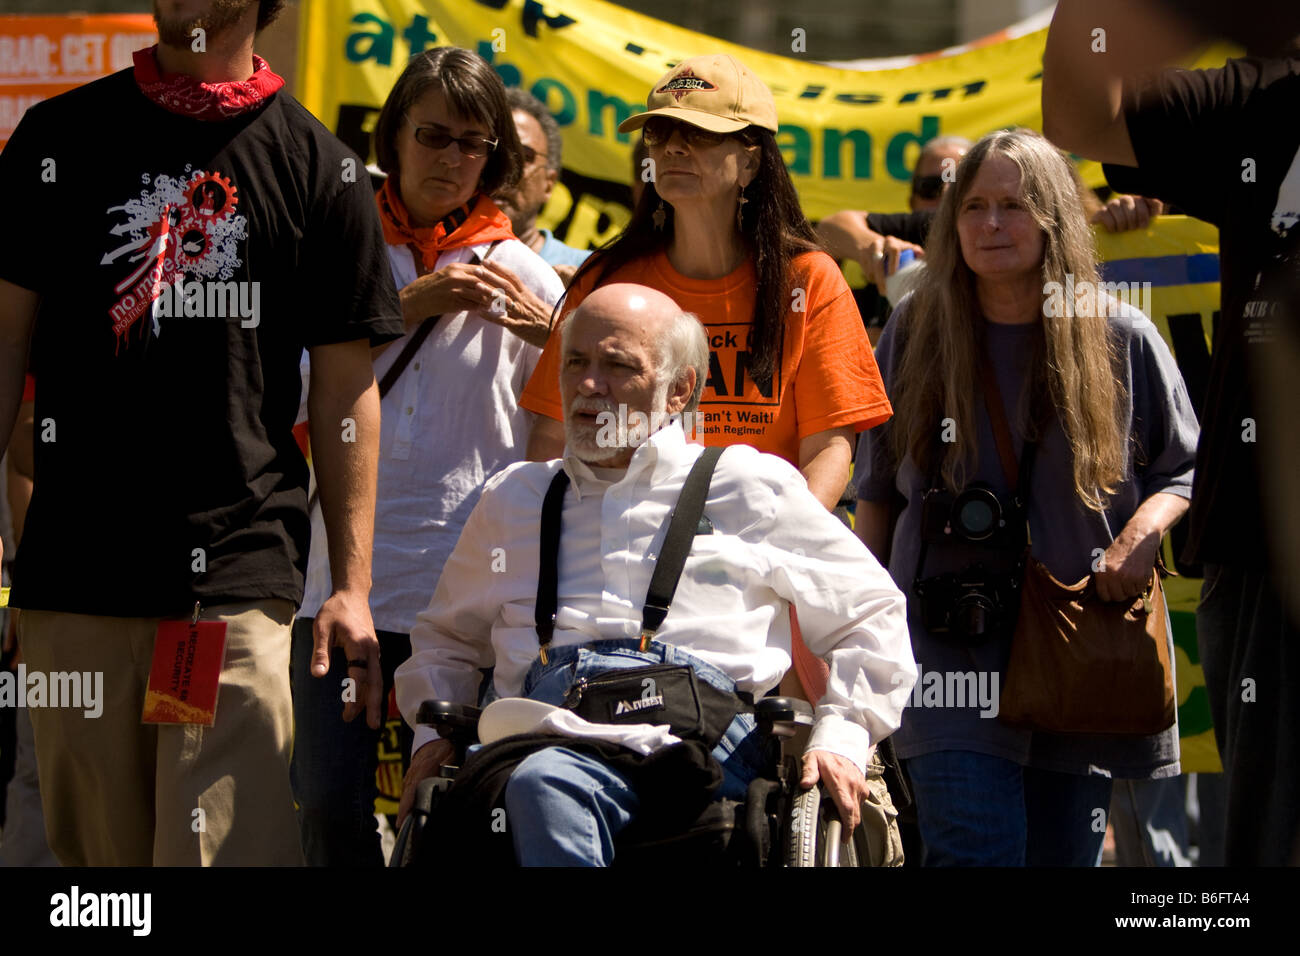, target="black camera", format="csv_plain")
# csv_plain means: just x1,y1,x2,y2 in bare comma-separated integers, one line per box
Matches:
920,483,1021,549
913,563,1023,645
913,484,1028,645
